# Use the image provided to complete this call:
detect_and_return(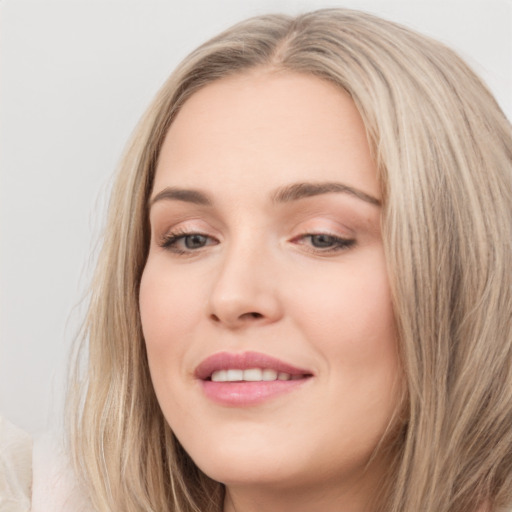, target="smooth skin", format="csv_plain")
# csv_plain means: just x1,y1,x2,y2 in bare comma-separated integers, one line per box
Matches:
139,69,401,512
